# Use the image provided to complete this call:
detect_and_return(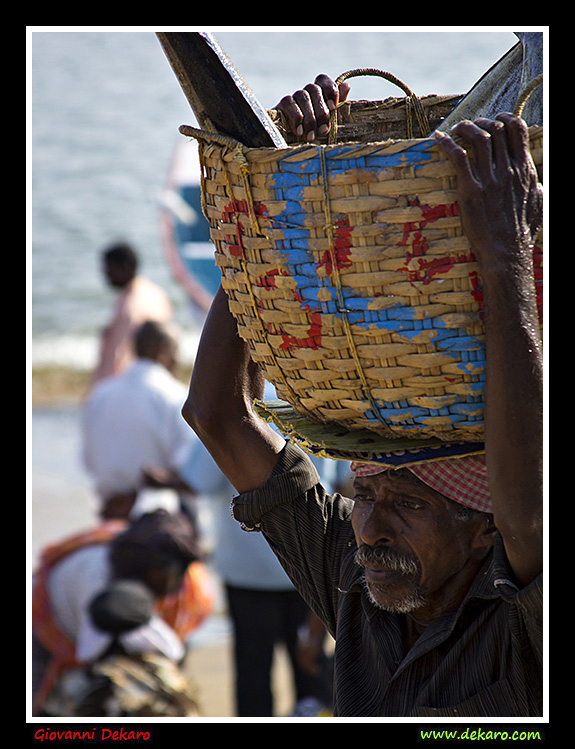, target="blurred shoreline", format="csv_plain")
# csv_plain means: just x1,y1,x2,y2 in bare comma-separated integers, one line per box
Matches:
31,366,93,408
31,363,193,408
